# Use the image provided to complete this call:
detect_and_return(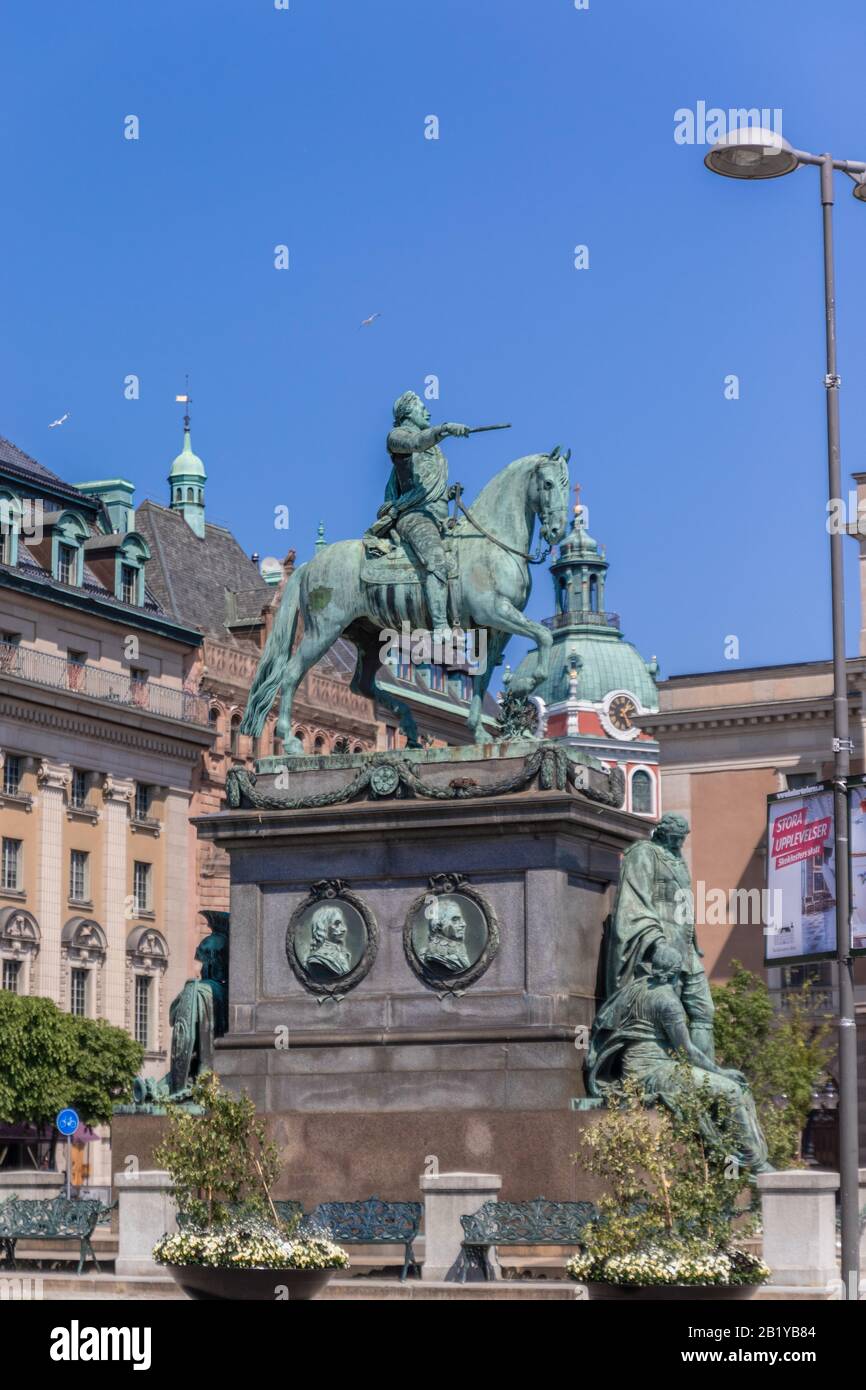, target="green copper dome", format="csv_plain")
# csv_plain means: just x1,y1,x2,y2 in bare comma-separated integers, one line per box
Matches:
533,491,659,710
168,426,206,480
534,629,659,708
